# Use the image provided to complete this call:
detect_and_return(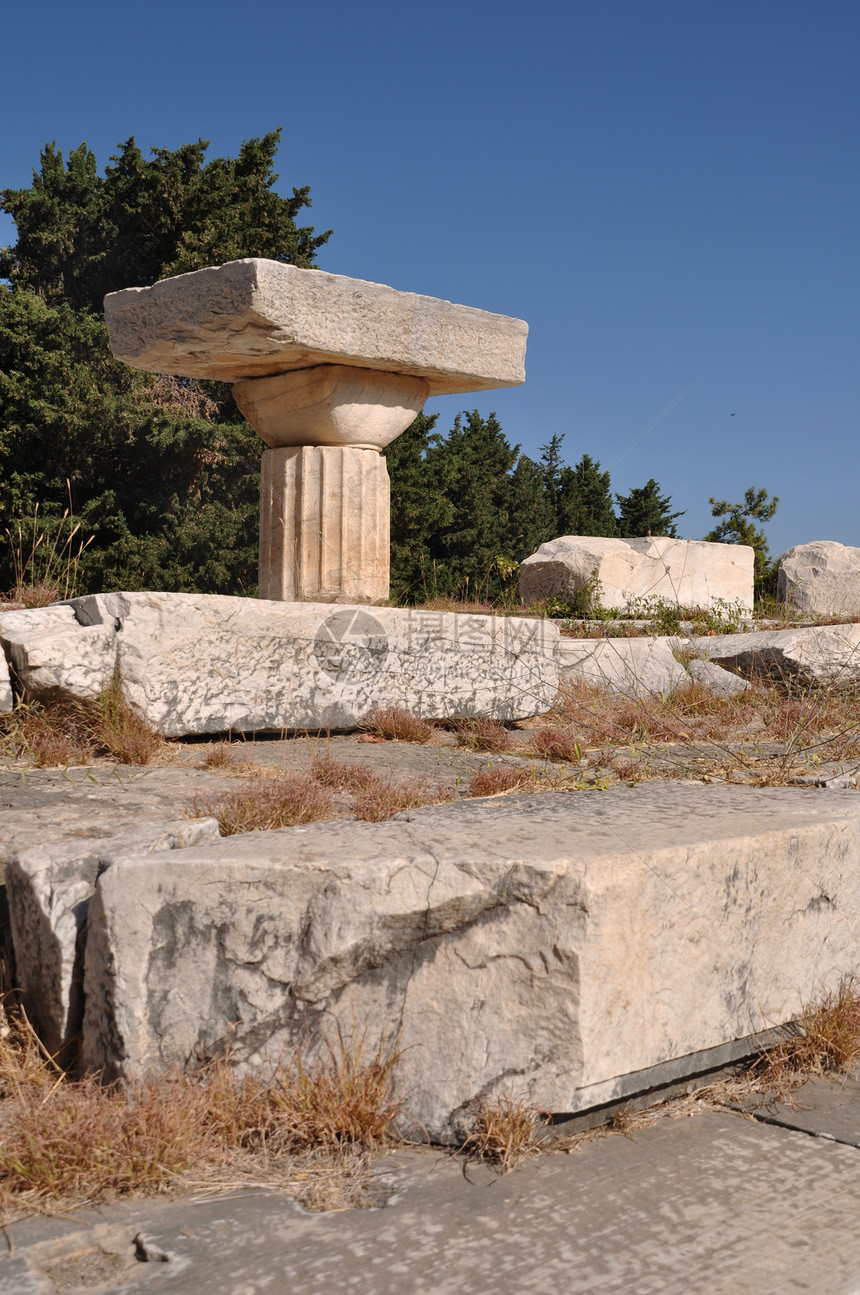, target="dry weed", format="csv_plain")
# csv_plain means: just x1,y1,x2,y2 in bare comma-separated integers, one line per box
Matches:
0,701,95,767
750,975,860,1099
609,754,646,782
530,726,584,763
353,774,454,822
309,754,385,792
0,1009,402,1221
4,496,93,607
359,706,435,744
459,1091,548,1173
86,672,163,764
201,742,237,770
452,718,512,753
269,1033,402,1153
0,674,163,768
551,676,860,784
190,774,334,835
467,765,532,798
